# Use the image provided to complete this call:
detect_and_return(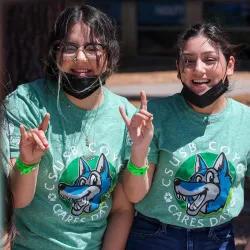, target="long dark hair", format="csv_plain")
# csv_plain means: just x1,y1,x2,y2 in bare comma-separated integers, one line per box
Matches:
44,4,120,78
1,170,16,247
